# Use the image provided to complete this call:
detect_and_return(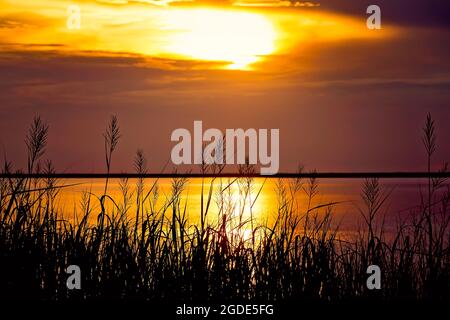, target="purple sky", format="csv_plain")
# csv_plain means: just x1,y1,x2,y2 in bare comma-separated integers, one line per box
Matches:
0,1,449,173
